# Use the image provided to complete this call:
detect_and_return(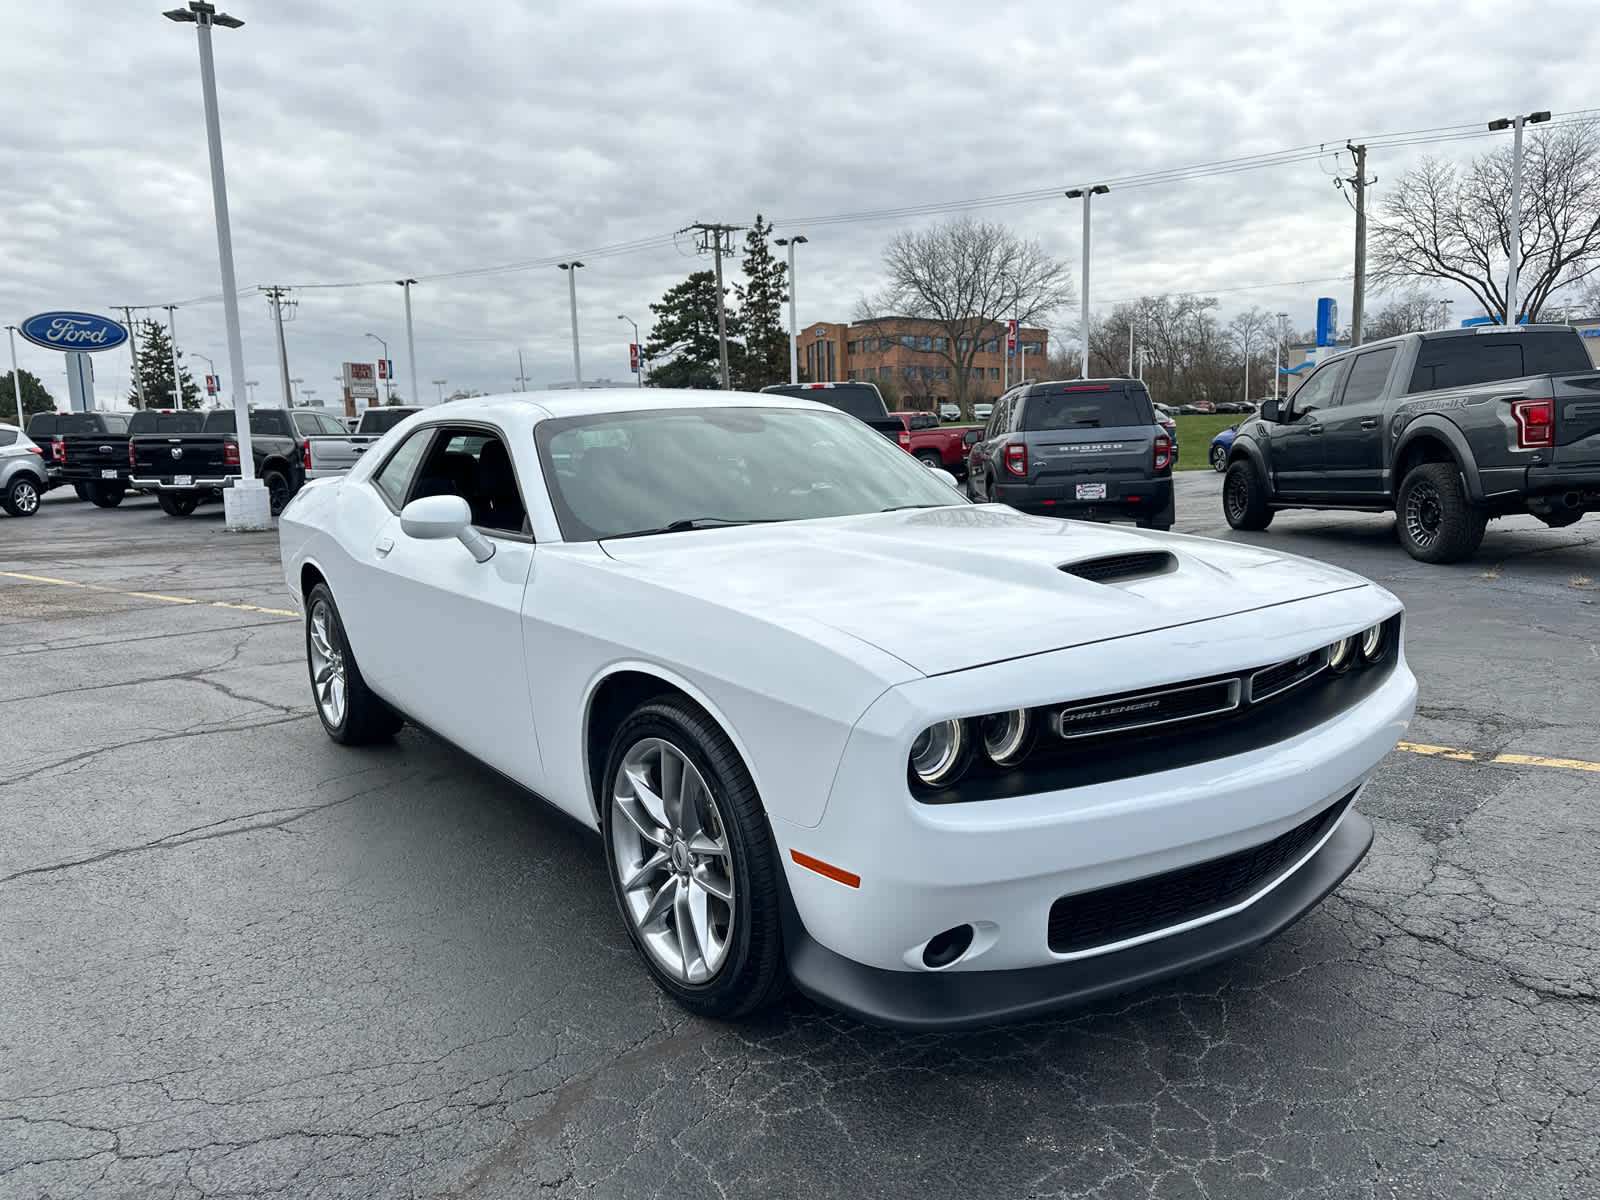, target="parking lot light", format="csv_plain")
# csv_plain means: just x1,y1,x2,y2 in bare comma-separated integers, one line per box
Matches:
775,235,808,384
1066,186,1109,379
1489,110,1551,325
